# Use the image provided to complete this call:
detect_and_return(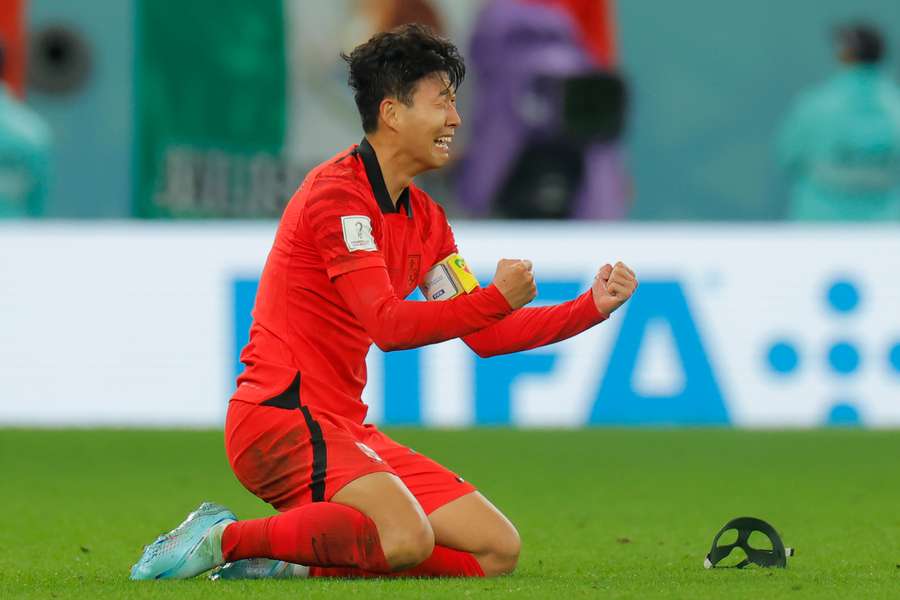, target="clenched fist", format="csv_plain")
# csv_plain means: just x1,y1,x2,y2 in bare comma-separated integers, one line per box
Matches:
592,261,638,316
492,258,537,309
